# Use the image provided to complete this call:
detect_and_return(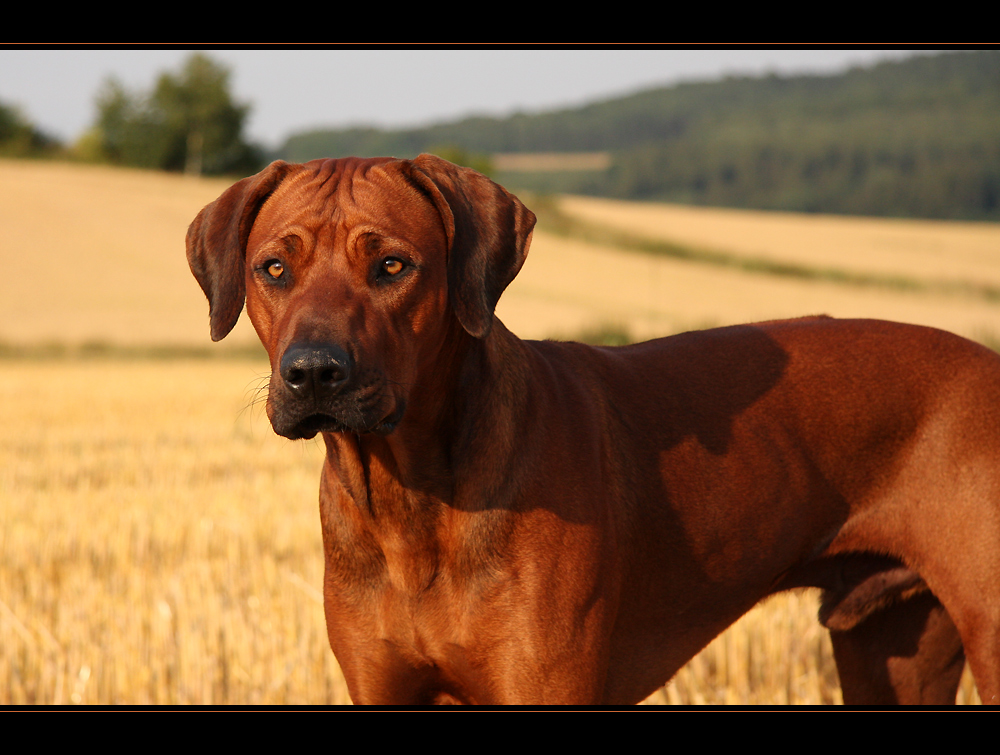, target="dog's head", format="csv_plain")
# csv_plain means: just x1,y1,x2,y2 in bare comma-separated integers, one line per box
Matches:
186,155,535,439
